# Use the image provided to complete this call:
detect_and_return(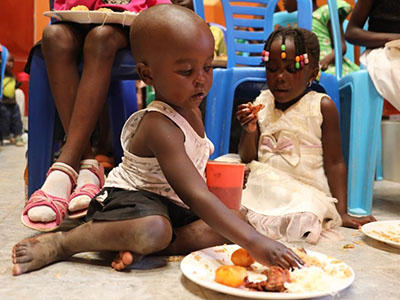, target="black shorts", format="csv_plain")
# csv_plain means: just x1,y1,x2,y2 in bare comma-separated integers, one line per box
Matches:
85,187,199,230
